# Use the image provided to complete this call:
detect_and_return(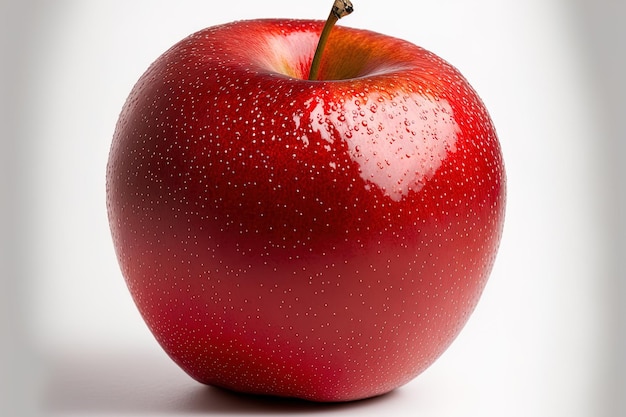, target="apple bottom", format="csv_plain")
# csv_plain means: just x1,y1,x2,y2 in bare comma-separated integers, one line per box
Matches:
126,221,496,402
